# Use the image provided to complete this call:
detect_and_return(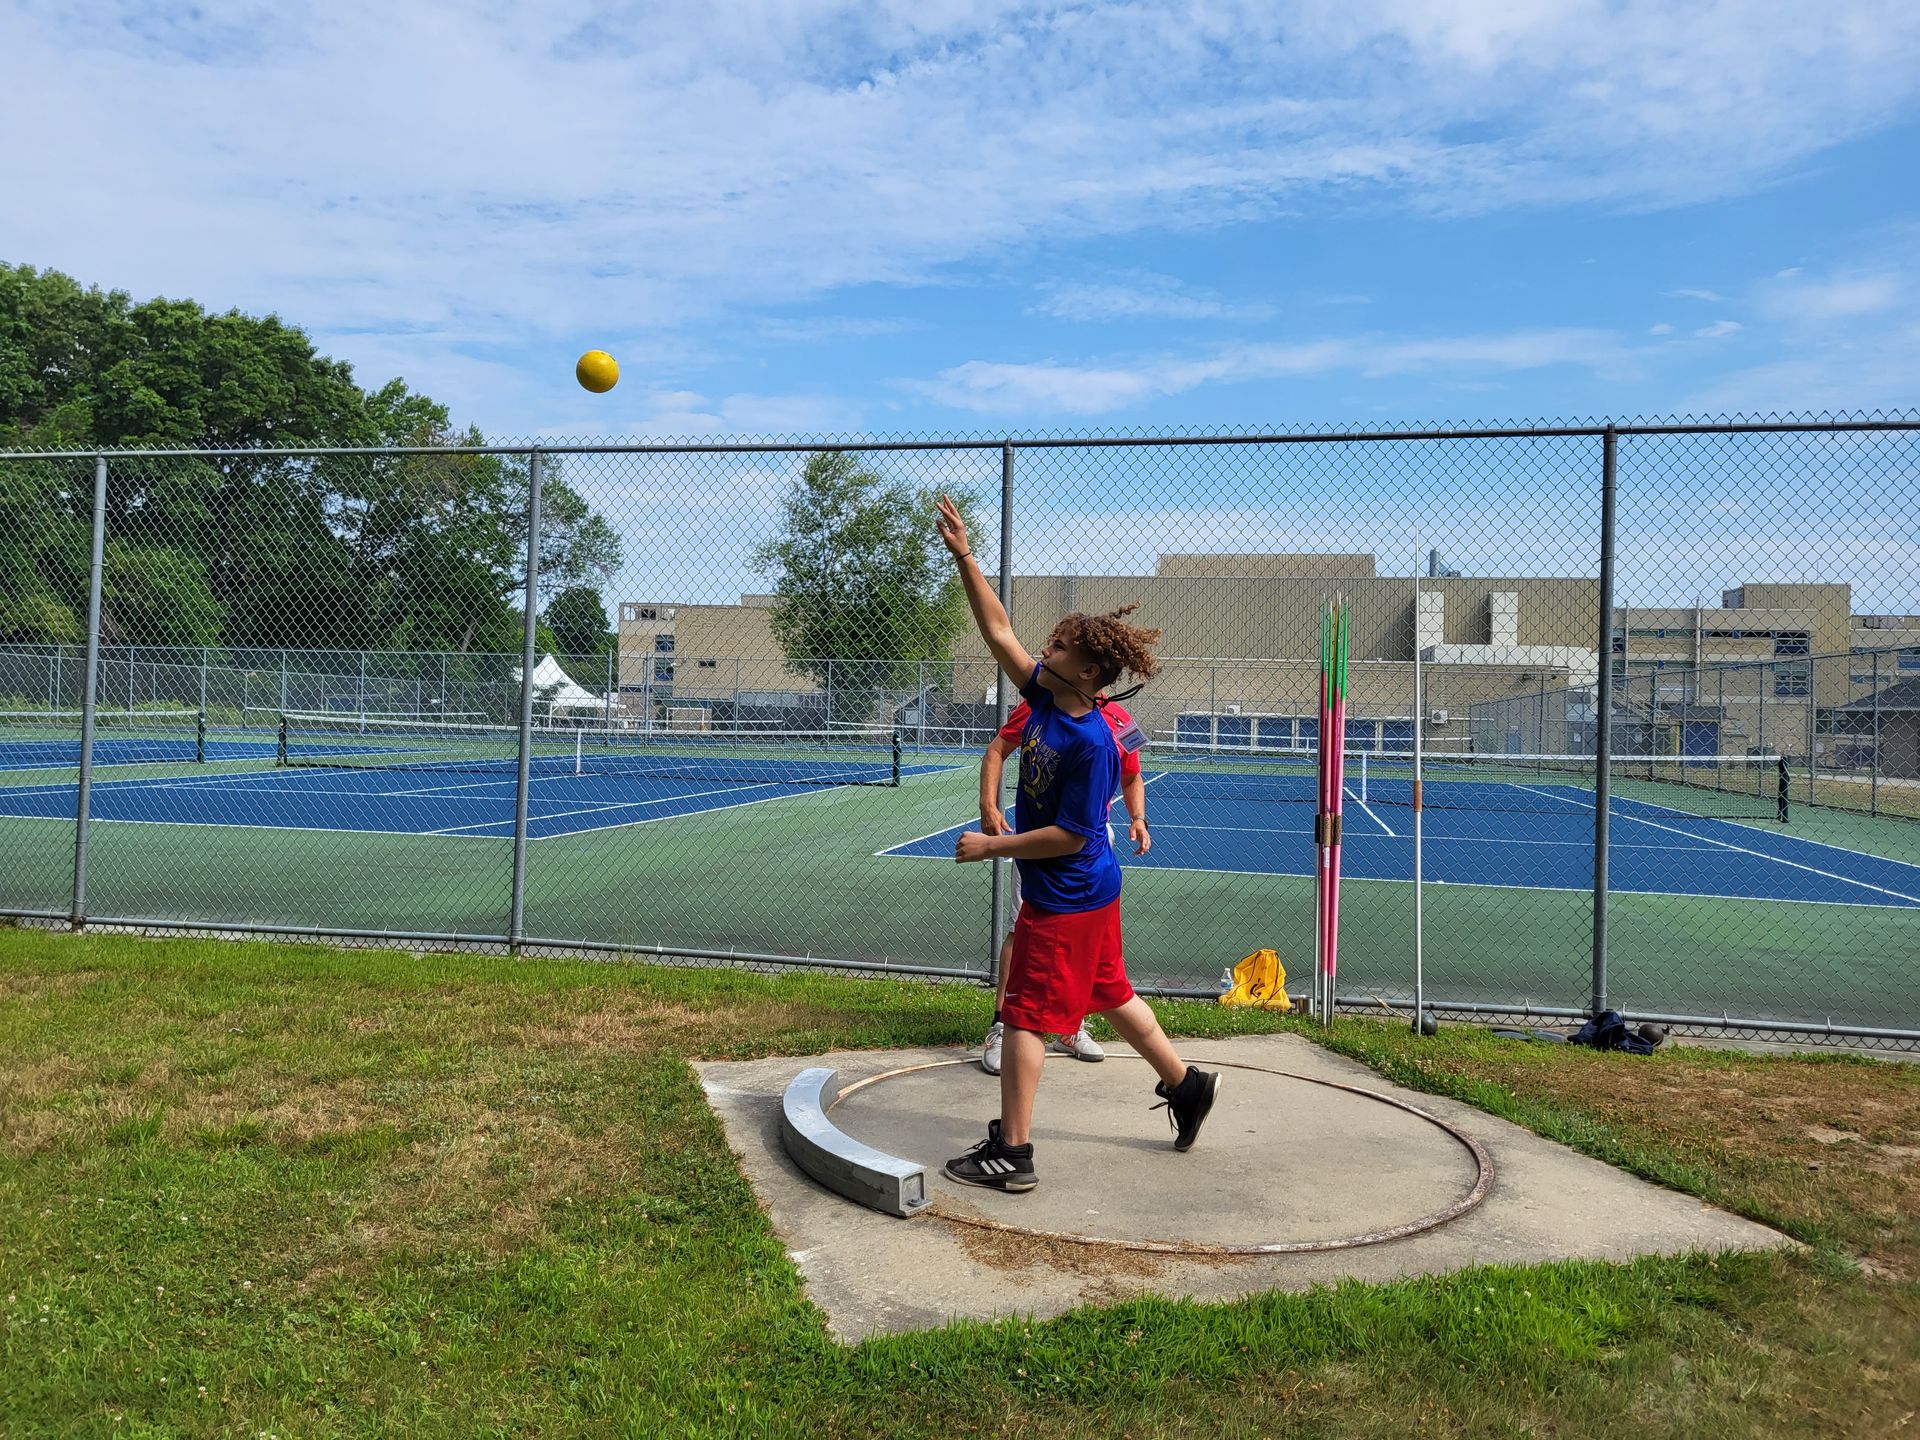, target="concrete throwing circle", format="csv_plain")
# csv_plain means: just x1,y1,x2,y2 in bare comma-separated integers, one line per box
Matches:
828,1055,1493,1255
